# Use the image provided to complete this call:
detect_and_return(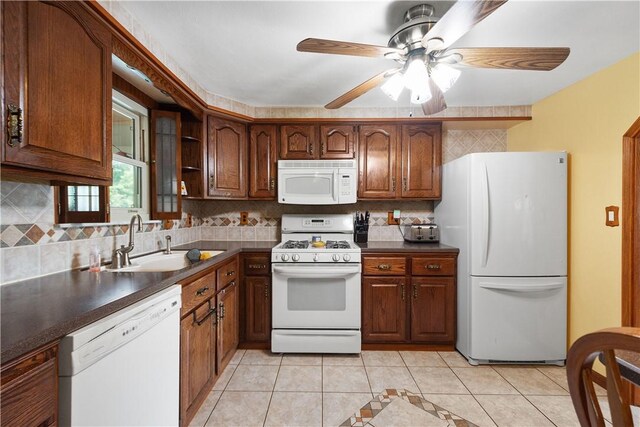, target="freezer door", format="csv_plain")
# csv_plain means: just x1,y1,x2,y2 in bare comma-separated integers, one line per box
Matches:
469,276,567,362
469,152,567,276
